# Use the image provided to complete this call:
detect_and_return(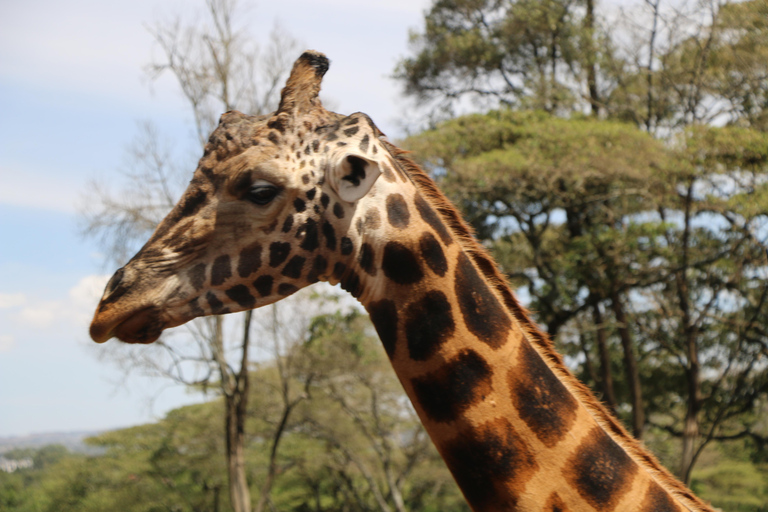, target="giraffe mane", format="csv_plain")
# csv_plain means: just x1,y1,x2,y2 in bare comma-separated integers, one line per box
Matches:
385,143,710,511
